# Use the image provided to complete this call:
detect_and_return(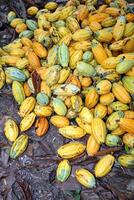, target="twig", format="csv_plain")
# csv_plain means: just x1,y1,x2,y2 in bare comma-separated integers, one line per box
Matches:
94,146,122,156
